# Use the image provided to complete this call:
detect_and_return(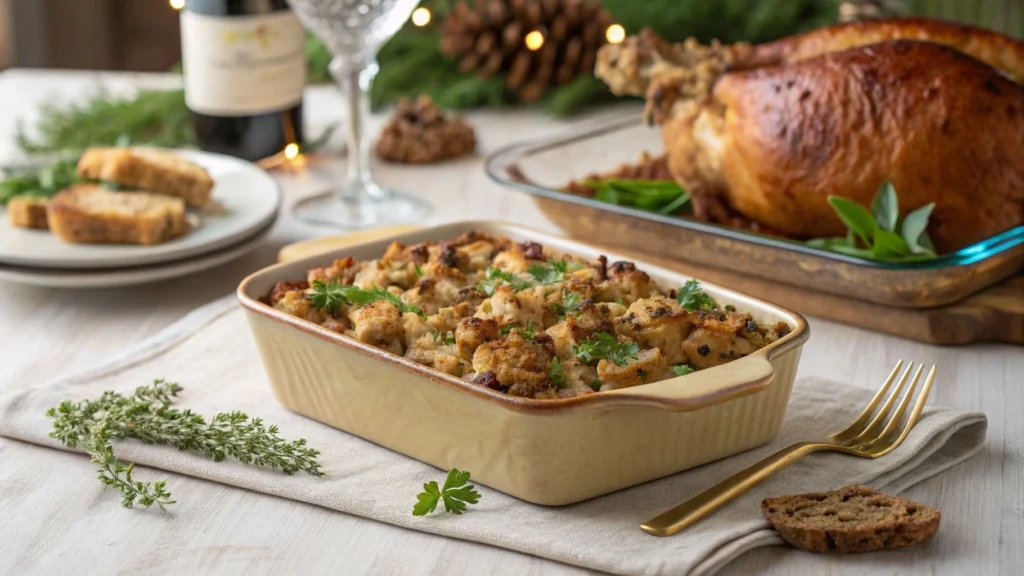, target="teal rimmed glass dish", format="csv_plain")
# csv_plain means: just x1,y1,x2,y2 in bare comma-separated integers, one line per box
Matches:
485,113,1024,308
